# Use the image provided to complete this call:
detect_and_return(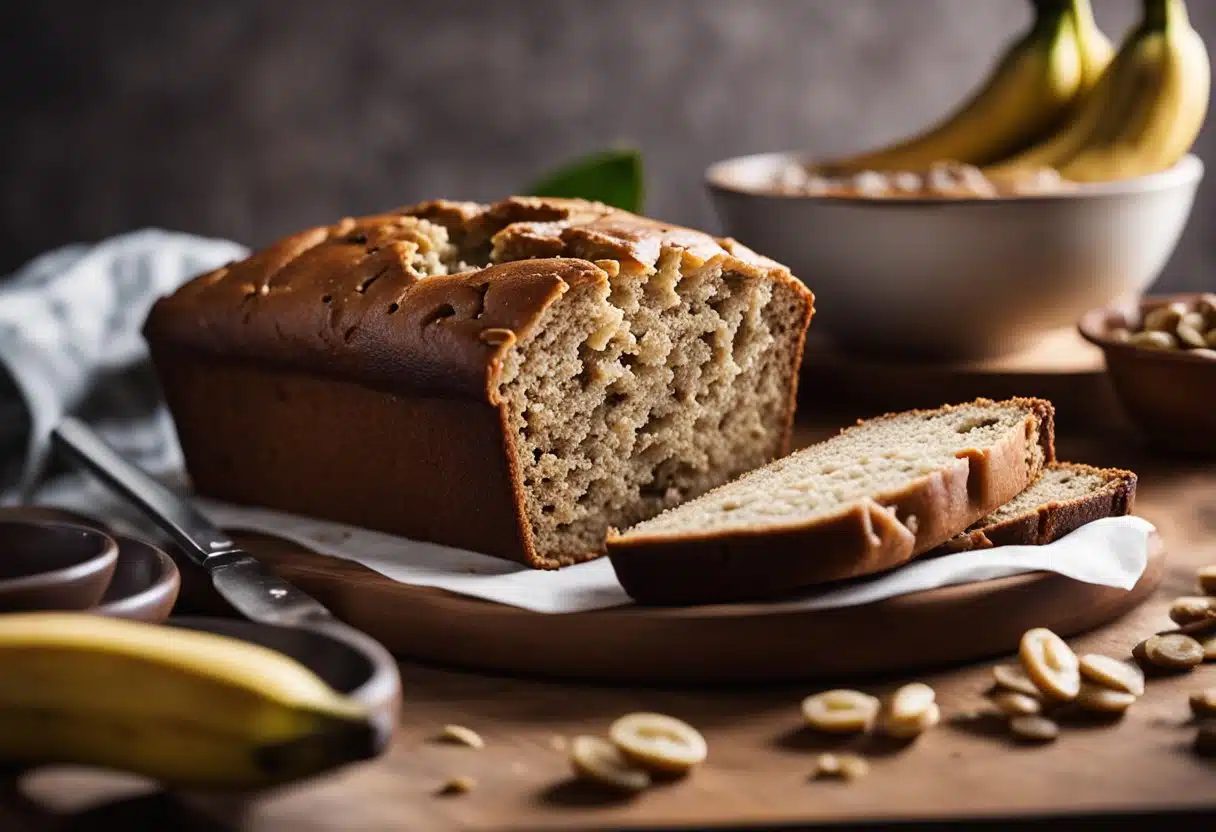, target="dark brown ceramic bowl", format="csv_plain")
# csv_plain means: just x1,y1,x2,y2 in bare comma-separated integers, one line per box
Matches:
94,534,180,623
0,520,119,611
1079,292,1216,456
